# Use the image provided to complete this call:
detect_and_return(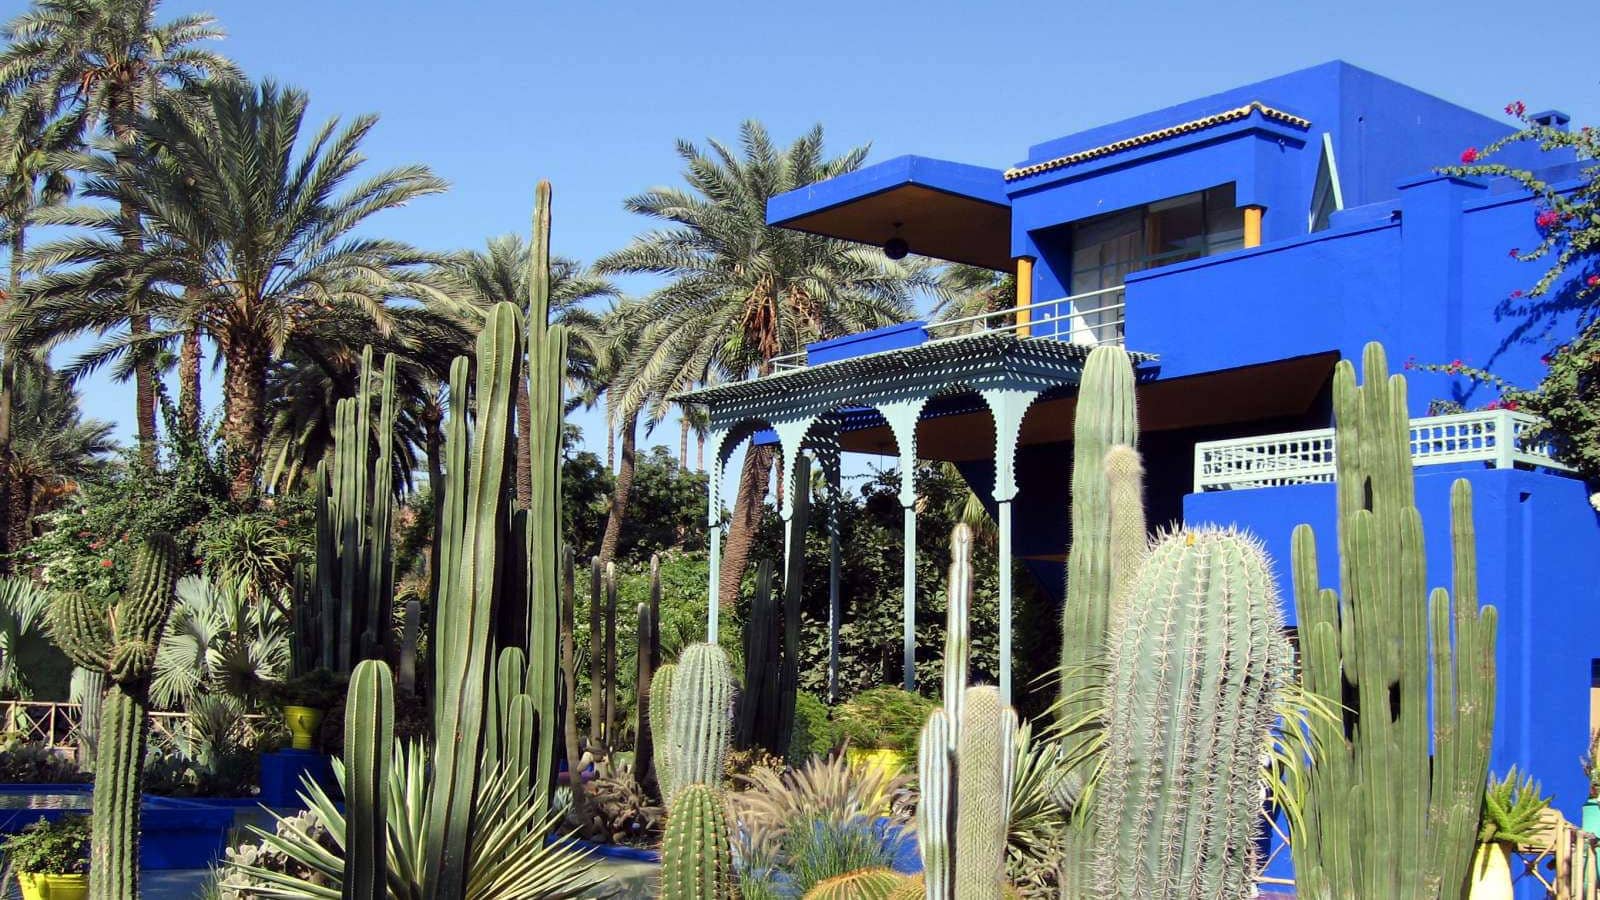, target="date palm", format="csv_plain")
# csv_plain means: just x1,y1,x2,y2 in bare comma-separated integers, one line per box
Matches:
597,121,929,607
4,354,114,547
0,0,236,457
17,78,447,502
